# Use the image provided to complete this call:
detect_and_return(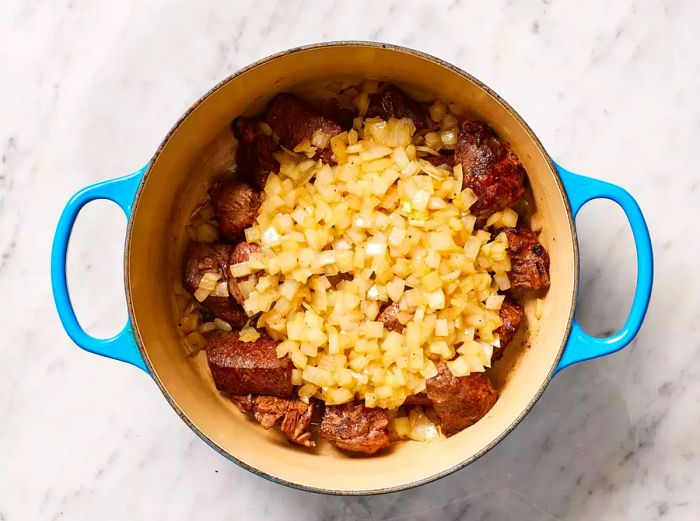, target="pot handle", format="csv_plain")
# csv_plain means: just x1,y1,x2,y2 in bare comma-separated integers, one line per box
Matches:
51,166,149,373
554,164,653,374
